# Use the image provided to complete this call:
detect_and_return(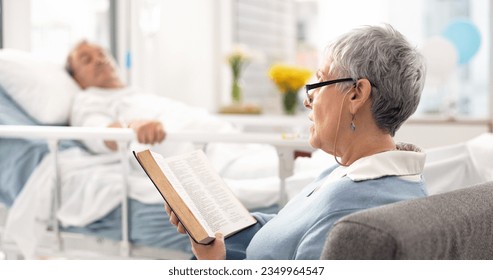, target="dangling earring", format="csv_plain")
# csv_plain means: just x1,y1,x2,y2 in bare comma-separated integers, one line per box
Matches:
350,115,356,131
